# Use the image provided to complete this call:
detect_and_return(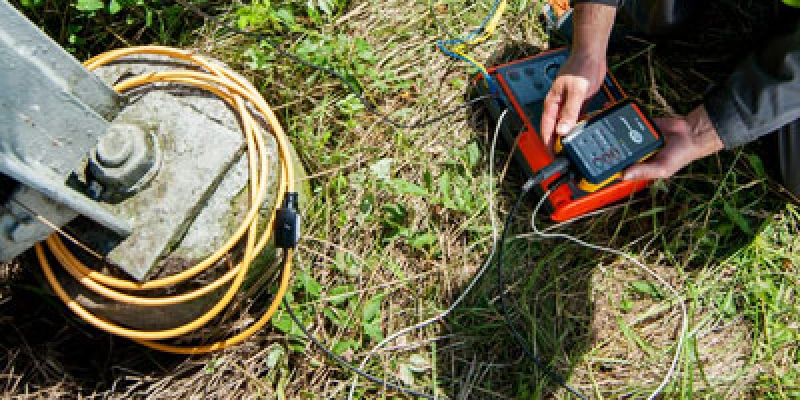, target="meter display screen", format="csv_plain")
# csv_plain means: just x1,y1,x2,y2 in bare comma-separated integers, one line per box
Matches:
562,101,663,184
